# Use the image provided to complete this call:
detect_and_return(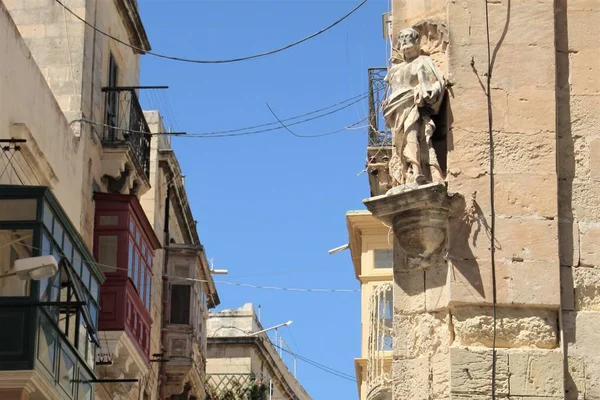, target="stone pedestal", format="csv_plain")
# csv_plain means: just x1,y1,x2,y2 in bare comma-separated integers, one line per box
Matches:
364,184,452,400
